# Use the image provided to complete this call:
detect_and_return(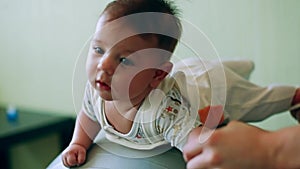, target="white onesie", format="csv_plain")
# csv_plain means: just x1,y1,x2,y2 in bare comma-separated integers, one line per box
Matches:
83,59,296,151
